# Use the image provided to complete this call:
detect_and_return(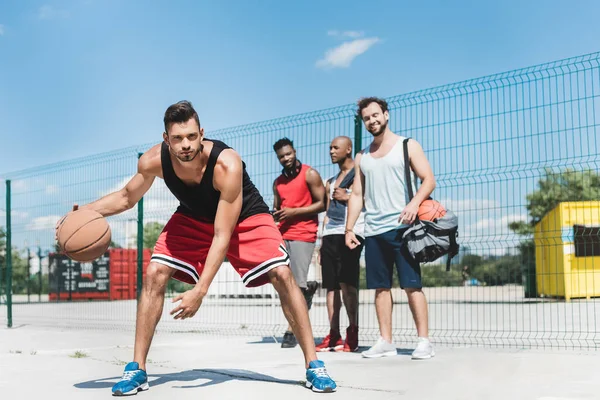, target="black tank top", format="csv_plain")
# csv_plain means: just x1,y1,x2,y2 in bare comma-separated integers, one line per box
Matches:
161,139,269,222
